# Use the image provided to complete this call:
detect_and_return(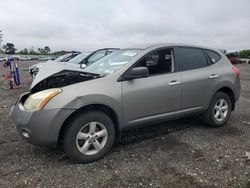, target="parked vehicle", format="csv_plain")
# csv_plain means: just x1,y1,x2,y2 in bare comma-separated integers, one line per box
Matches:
11,44,241,163
30,56,39,61
29,49,119,78
64,48,119,68
37,56,58,61
52,52,80,63
20,56,32,61
29,52,80,78
63,52,91,67
13,55,21,61
239,58,250,64
226,53,241,64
